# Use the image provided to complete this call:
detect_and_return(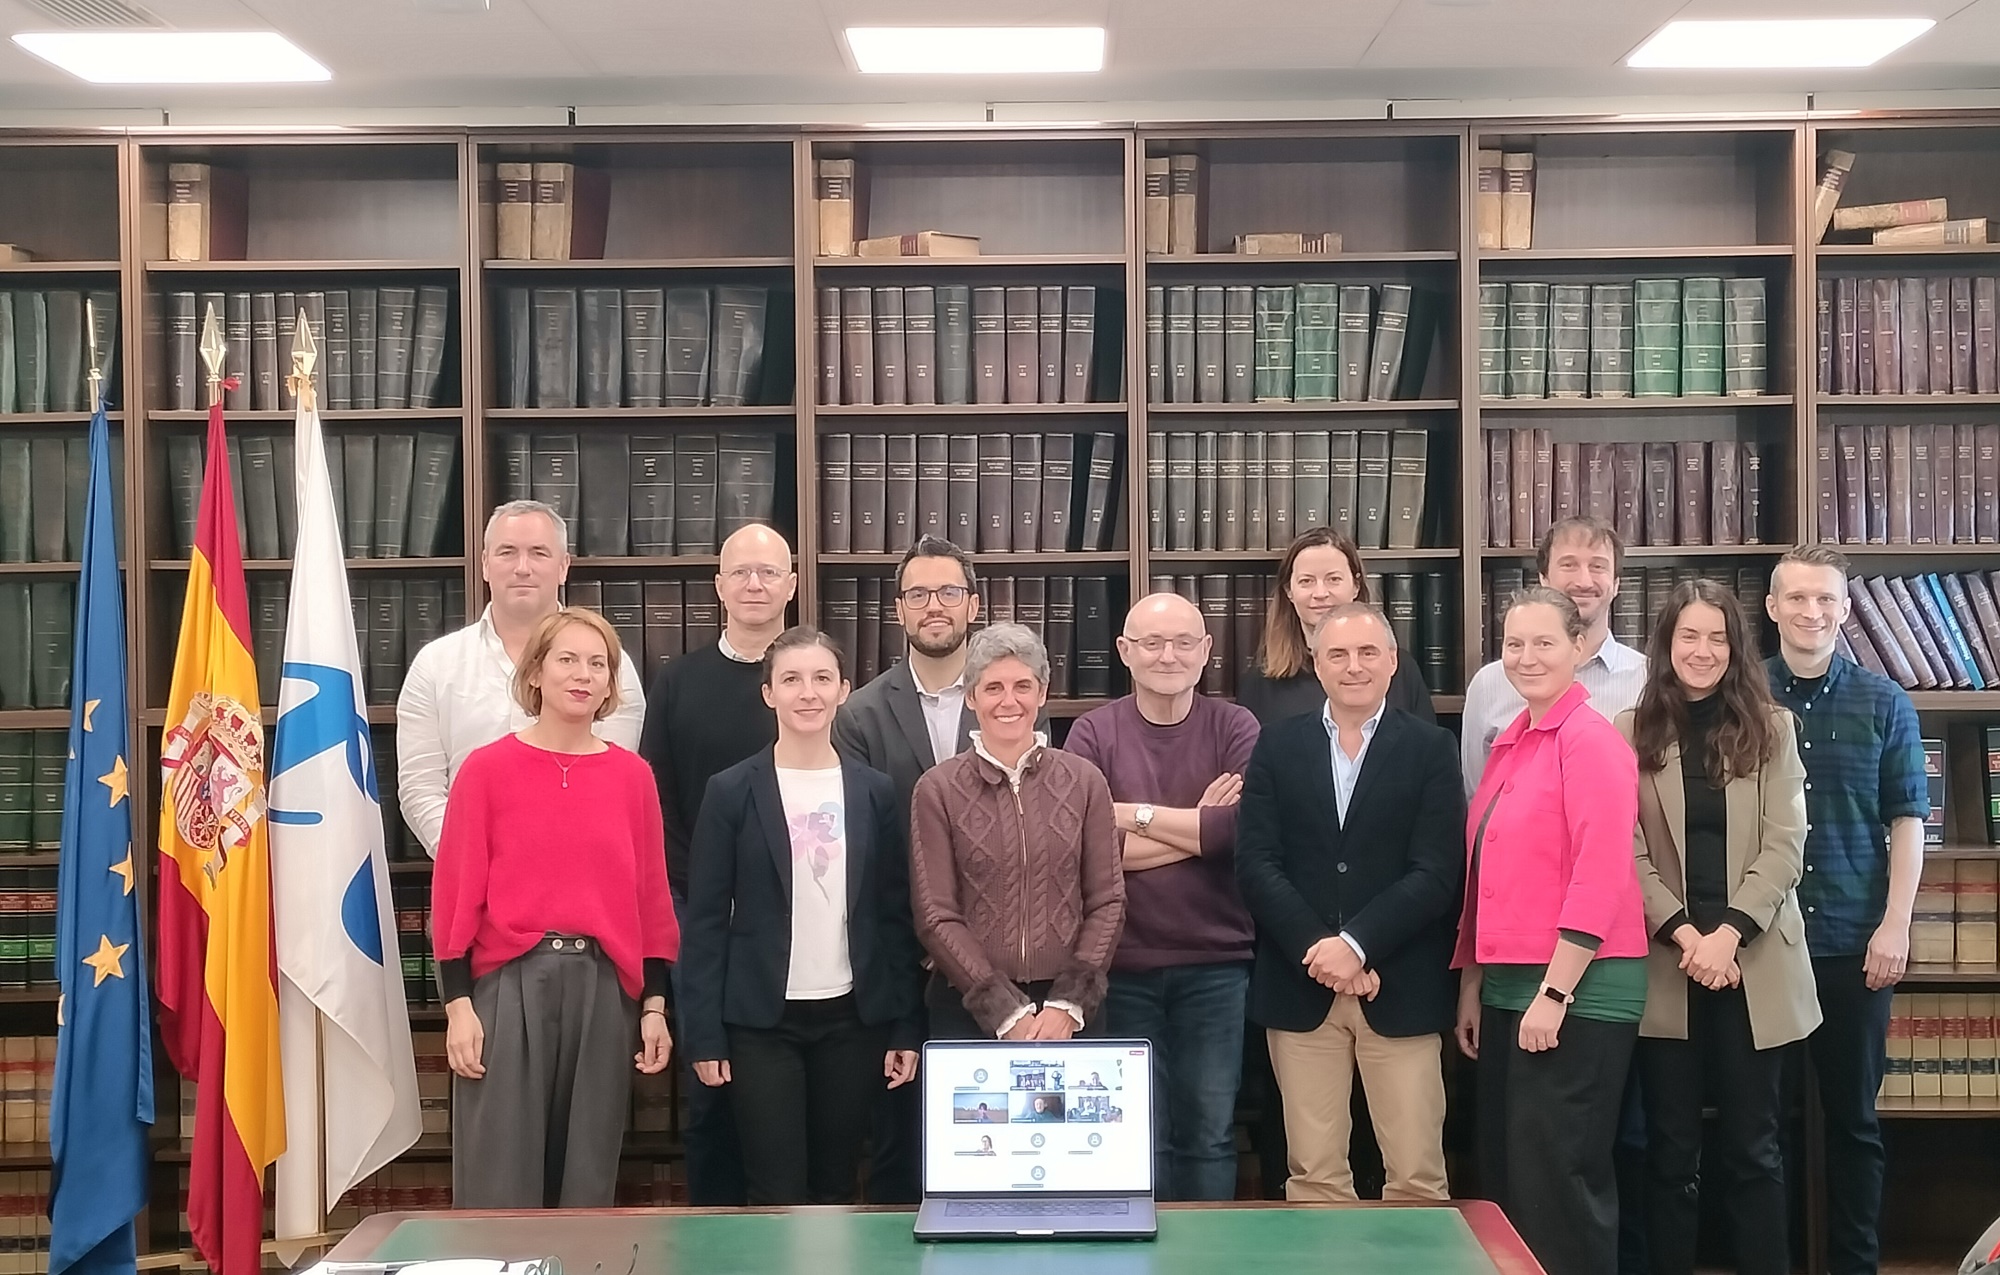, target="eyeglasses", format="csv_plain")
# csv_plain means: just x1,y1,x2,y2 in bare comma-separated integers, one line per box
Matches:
723,565,787,585
1124,635,1205,654
900,585,971,607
